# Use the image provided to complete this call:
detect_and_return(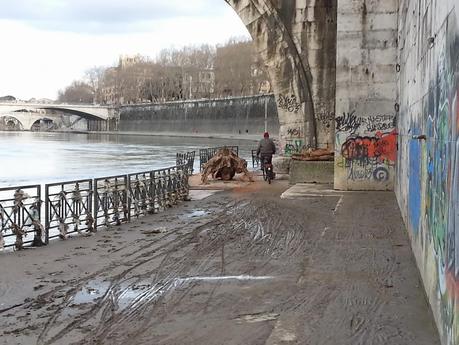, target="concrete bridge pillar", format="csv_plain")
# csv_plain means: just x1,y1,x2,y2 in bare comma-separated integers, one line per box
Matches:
226,0,337,152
